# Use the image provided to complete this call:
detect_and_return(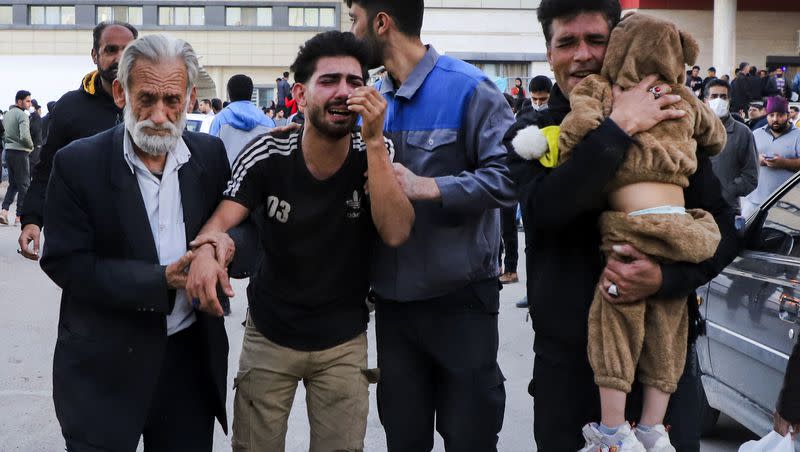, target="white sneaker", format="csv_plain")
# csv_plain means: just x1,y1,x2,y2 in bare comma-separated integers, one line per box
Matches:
578,422,646,452
634,425,676,452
